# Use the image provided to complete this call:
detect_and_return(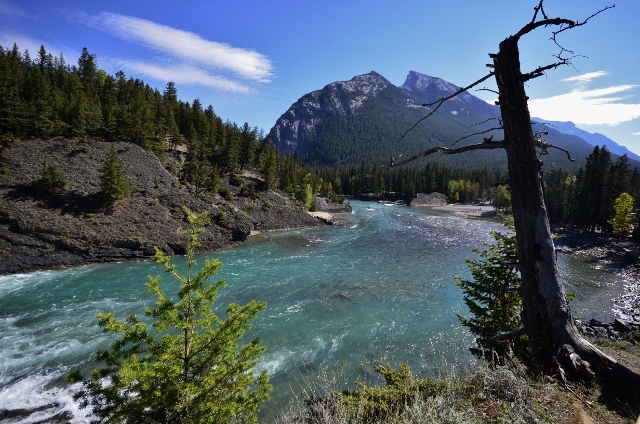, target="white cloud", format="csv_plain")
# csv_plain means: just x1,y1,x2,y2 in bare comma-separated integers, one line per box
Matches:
91,12,273,83
528,72,640,126
632,132,640,136
120,61,251,93
561,71,608,85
